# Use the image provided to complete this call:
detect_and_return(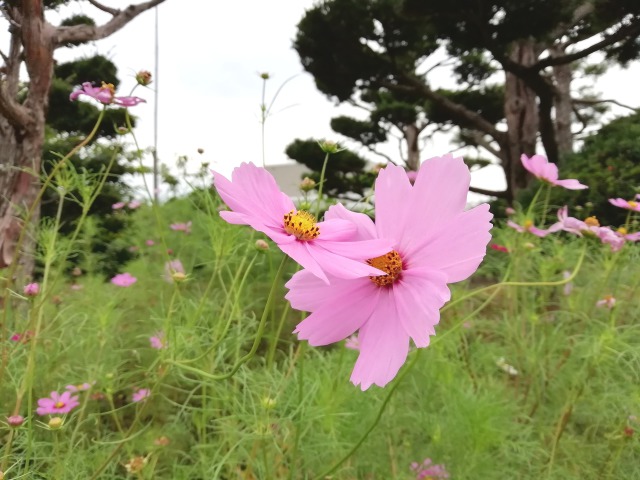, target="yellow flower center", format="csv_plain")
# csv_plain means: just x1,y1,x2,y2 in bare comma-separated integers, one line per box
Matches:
101,82,116,95
617,227,628,235
283,210,320,241
523,220,533,230
628,201,638,209
584,216,600,227
54,401,65,409
366,250,403,287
